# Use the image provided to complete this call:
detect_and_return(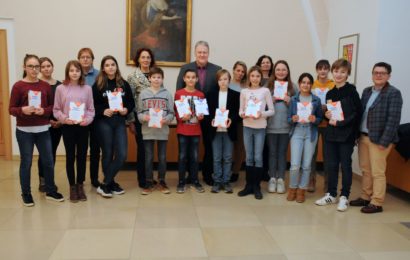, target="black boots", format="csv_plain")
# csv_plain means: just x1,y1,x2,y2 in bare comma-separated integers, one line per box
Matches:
237,166,263,200
238,166,254,197
253,167,263,200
